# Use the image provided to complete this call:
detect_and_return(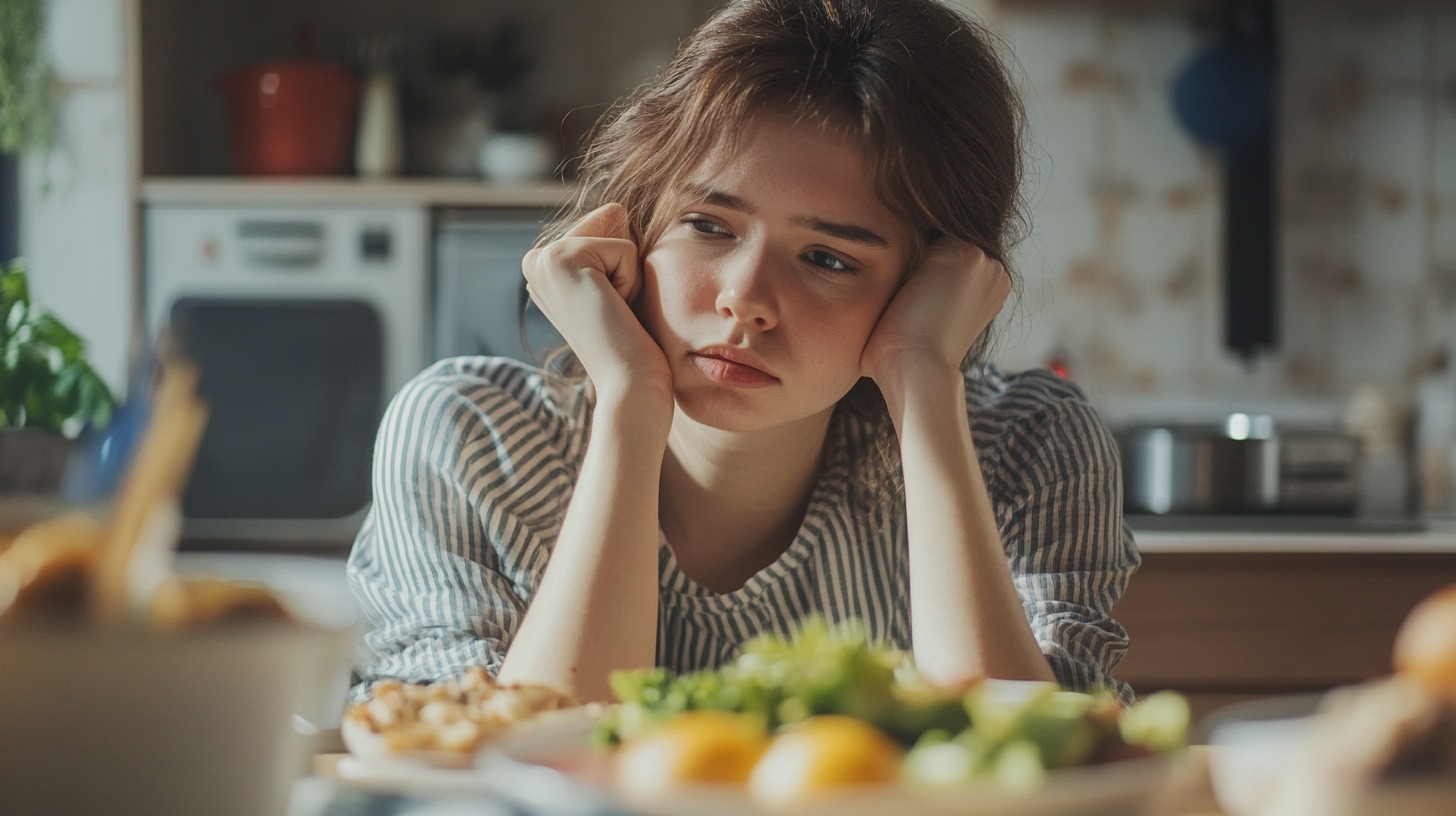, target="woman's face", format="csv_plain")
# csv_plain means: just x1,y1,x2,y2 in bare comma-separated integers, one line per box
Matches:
638,115,912,433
